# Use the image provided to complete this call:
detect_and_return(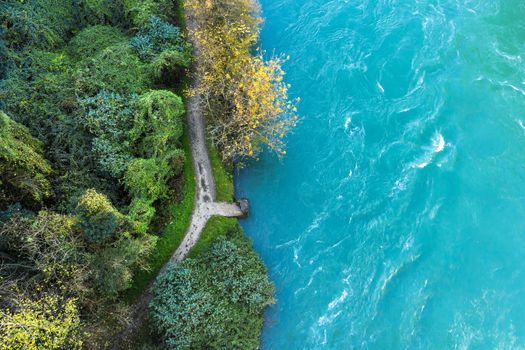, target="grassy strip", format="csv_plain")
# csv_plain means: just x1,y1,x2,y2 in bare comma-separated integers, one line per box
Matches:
124,132,195,302
188,216,239,258
209,142,235,202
